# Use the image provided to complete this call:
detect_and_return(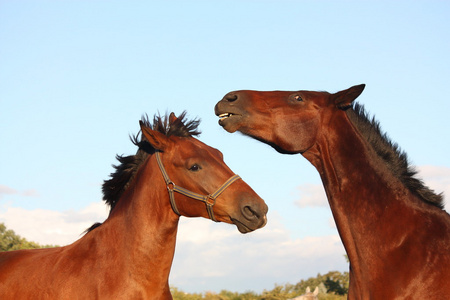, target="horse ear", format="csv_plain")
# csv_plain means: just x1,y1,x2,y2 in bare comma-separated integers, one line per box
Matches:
139,121,169,151
169,112,178,123
334,84,365,109
306,286,311,293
